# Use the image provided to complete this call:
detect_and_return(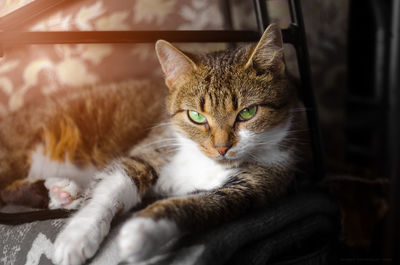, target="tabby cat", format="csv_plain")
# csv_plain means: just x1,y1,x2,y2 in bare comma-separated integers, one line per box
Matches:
0,24,302,265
